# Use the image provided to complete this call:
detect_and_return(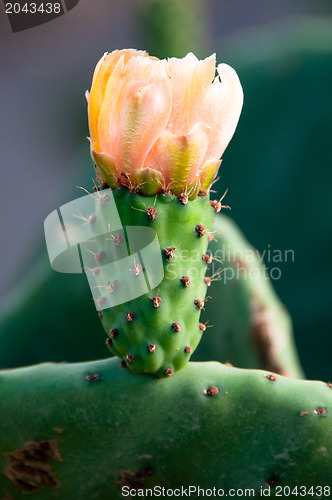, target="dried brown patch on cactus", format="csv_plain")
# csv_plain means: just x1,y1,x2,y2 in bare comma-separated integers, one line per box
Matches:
194,299,204,309
210,200,222,212
195,224,207,237
132,198,160,220
130,259,144,276
204,269,223,287
126,354,135,364
106,337,112,346
184,346,192,354
164,368,173,377
73,210,97,226
86,373,102,382
202,253,212,264
265,374,277,382
145,206,158,220
108,280,119,294
126,312,136,322
314,407,327,415
116,466,154,490
204,277,211,286
150,290,162,307
147,344,156,352
265,475,279,487
172,322,181,332
152,296,162,307
204,386,219,397
97,296,106,308
111,232,125,246
120,360,127,368
95,250,106,263
4,440,62,493
129,259,144,276
93,267,100,276
210,190,230,213
181,275,191,287
178,192,189,205
110,328,119,337
251,298,285,376
194,297,211,310
300,411,309,416
164,246,175,260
